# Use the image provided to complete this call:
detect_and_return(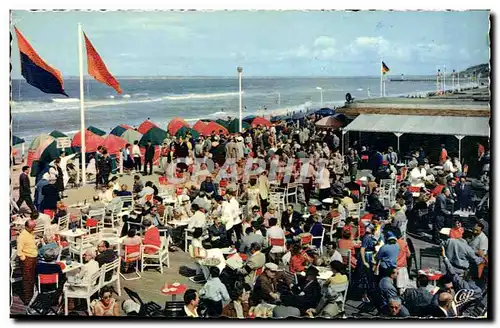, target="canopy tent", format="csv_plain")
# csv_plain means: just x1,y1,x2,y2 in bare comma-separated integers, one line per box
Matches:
243,115,257,122
228,119,251,134
343,114,490,159
49,130,67,138
192,120,208,134
314,108,335,116
315,116,345,129
175,126,200,140
71,130,105,153
110,125,128,137
251,117,272,128
167,117,189,136
215,119,230,128
139,126,169,146
27,134,75,168
102,134,128,156
203,121,228,136
87,126,107,137
121,129,143,144
138,119,159,135
12,135,25,146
